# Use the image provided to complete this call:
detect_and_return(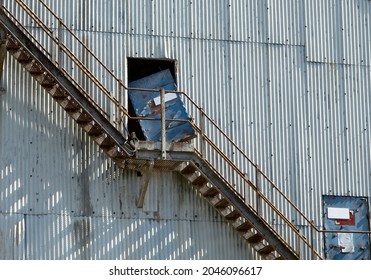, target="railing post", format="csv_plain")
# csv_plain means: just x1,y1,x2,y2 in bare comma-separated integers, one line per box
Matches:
57,17,62,69
256,165,261,216
117,79,125,134
200,108,206,160
297,228,301,259
160,88,166,159
311,221,315,260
